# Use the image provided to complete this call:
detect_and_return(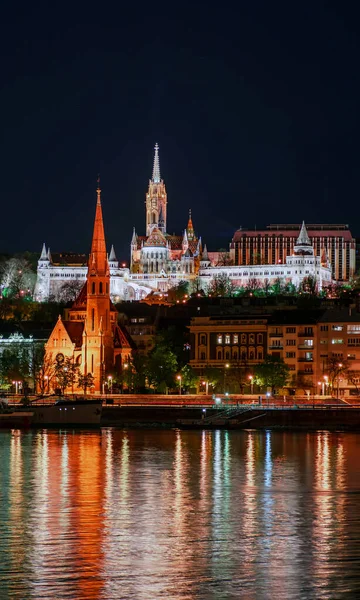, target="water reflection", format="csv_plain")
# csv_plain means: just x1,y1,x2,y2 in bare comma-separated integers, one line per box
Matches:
0,430,360,599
